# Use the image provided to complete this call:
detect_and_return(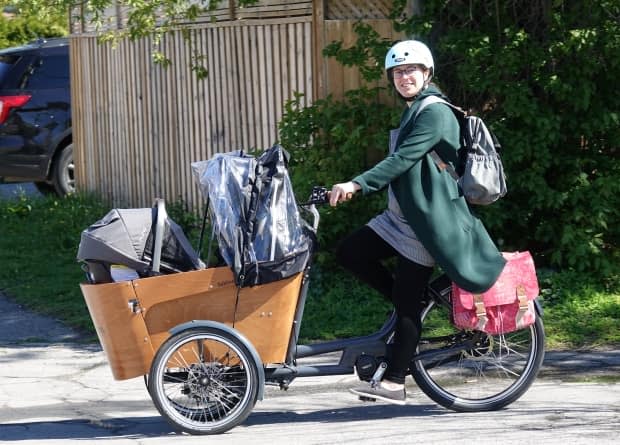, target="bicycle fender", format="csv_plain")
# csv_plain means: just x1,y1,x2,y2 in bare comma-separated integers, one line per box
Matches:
534,299,544,318
169,320,266,400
